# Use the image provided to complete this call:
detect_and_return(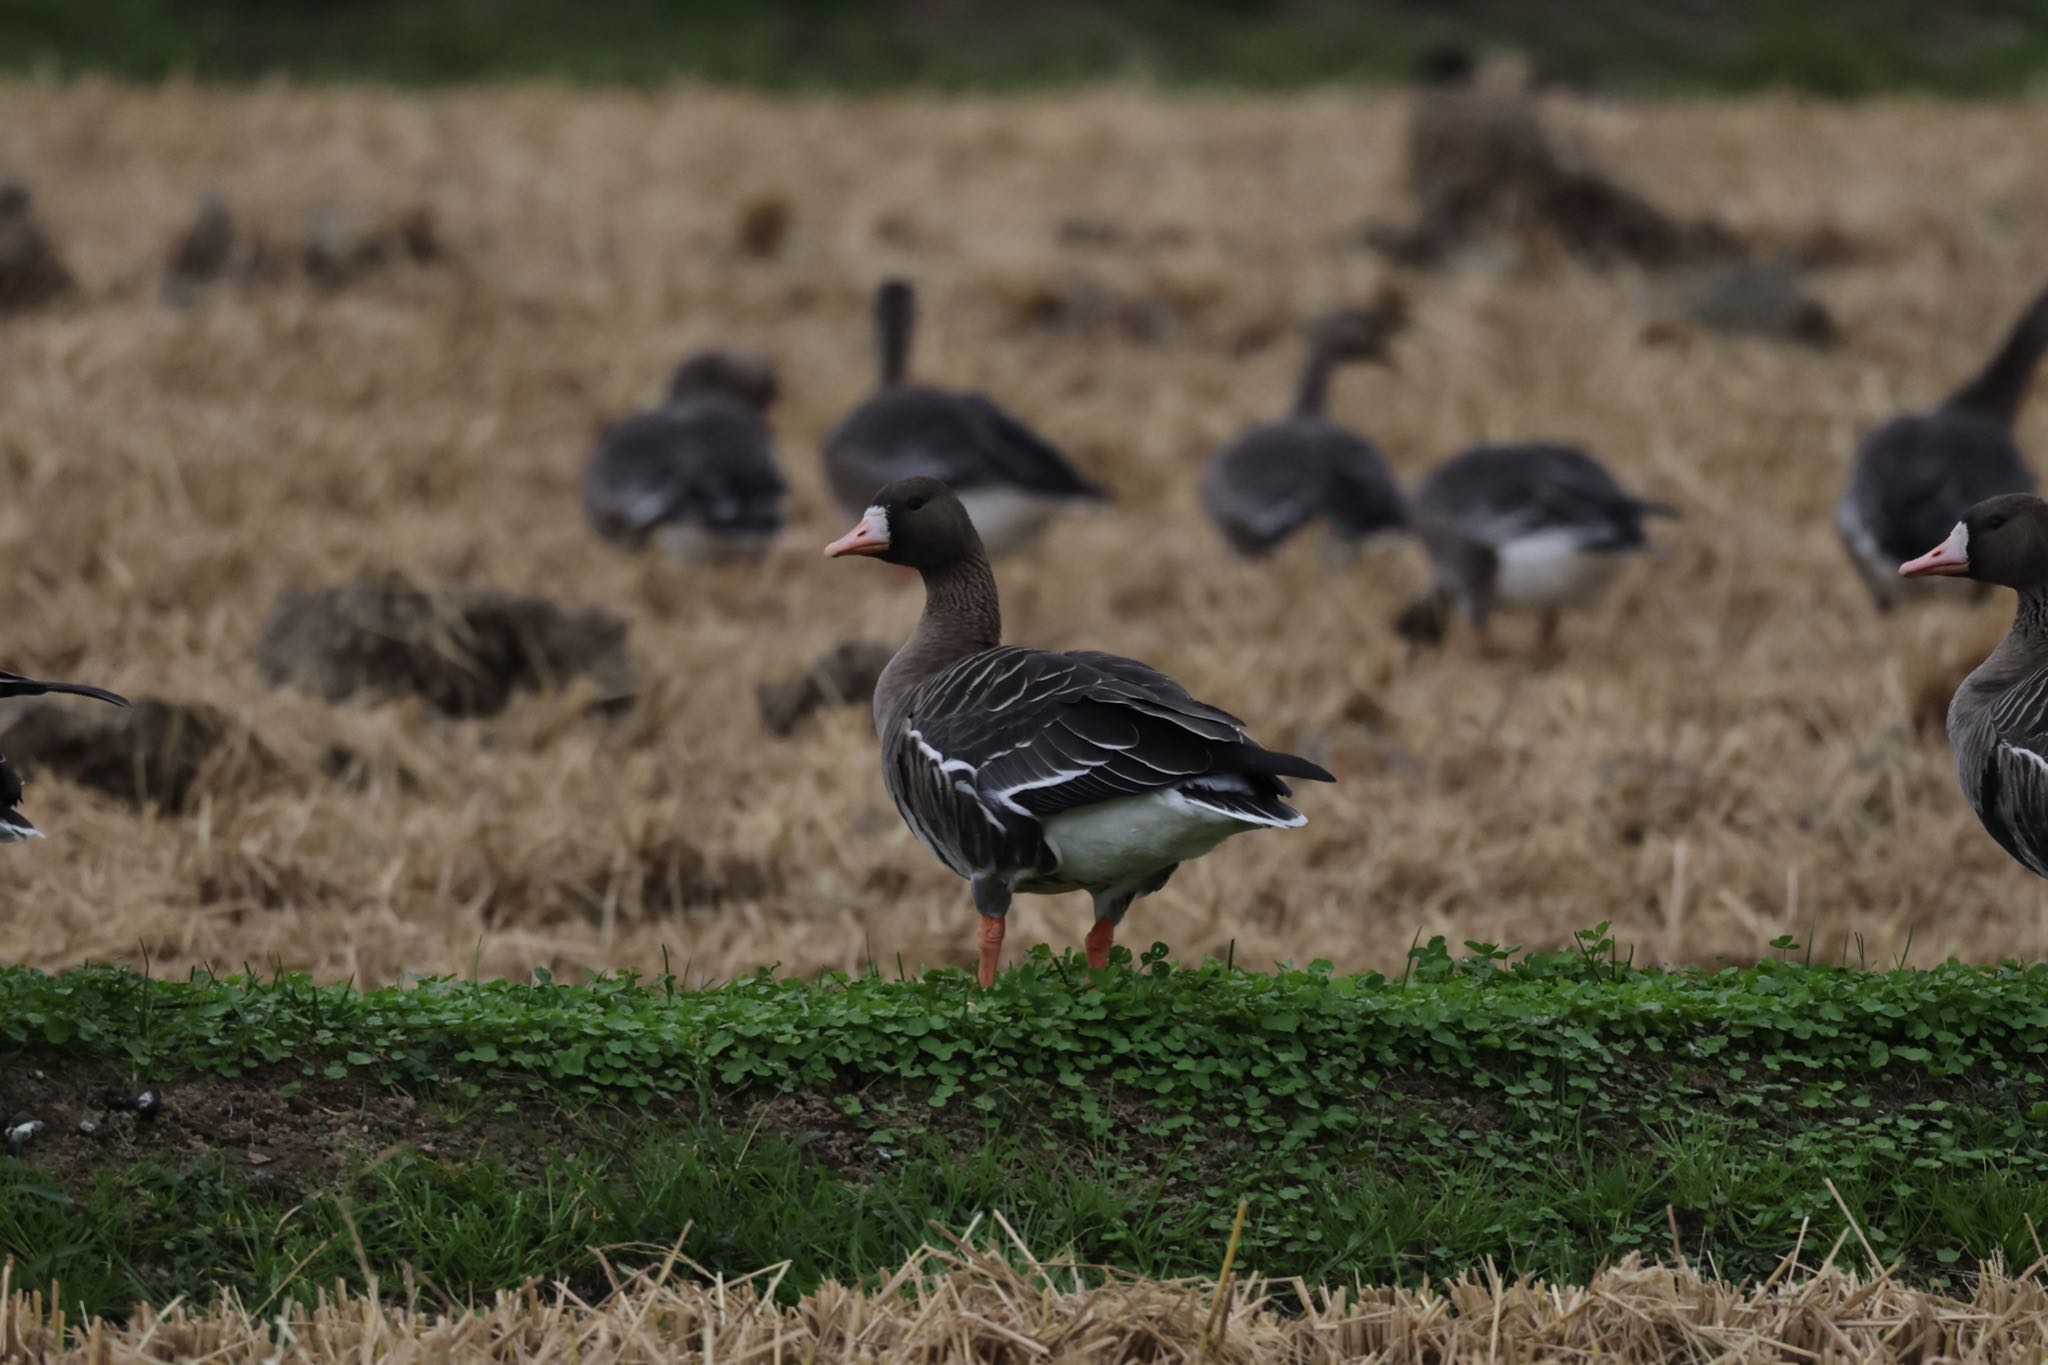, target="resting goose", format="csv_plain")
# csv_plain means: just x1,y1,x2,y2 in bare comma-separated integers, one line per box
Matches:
826,477,1333,985
1838,284,2048,610
1201,306,1409,557
821,280,1107,555
582,348,786,561
1405,442,1676,651
0,670,128,840
1899,494,2048,878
